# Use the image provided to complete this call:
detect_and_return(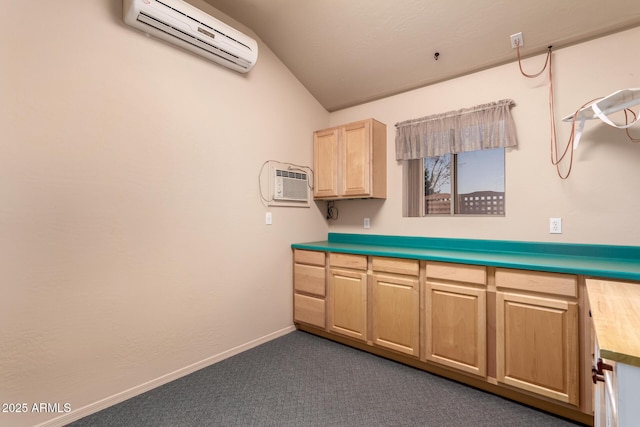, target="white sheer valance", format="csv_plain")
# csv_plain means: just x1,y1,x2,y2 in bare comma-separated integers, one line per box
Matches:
395,99,517,160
